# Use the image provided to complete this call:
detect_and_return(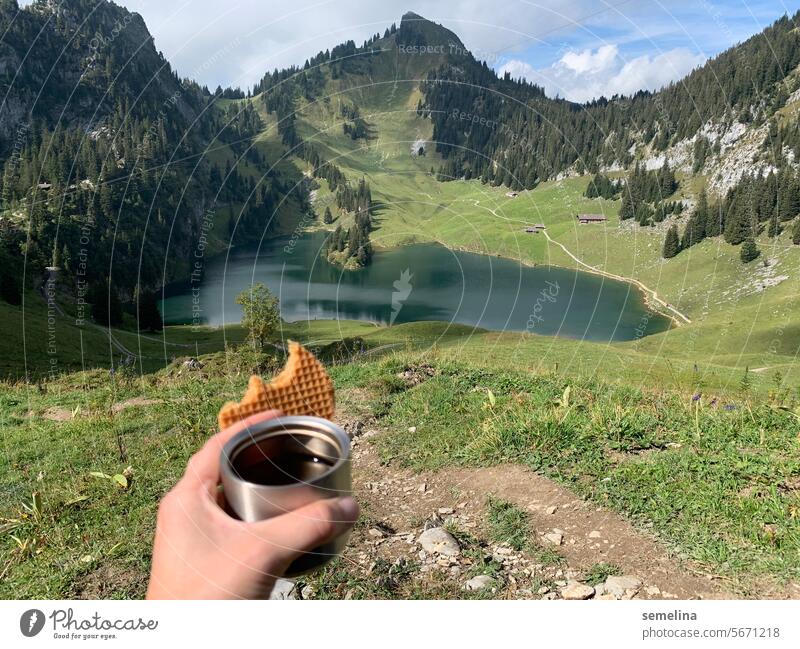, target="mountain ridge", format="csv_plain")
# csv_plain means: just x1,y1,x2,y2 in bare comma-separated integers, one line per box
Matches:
0,0,308,317
2,2,800,336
